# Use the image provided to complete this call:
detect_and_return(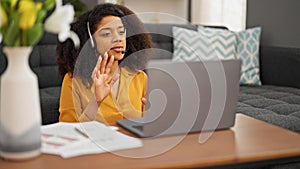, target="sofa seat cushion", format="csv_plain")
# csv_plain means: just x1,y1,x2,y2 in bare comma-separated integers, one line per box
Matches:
40,87,61,125
237,85,300,133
